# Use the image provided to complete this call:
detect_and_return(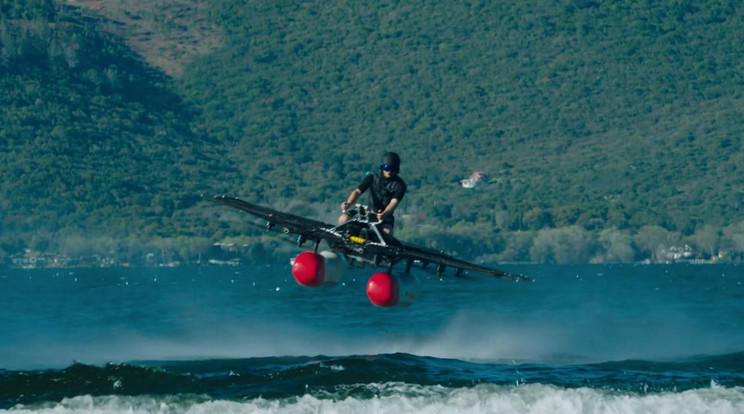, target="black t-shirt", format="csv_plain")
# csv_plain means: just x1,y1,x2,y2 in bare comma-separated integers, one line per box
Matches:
357,172,407,213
